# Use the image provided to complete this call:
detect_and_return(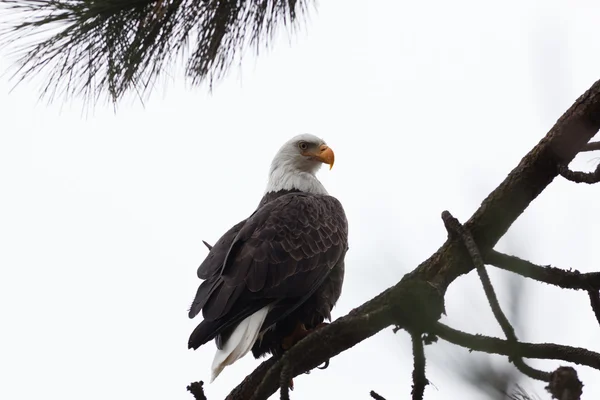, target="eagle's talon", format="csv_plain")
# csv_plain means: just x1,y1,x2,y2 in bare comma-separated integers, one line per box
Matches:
317,359,330,369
